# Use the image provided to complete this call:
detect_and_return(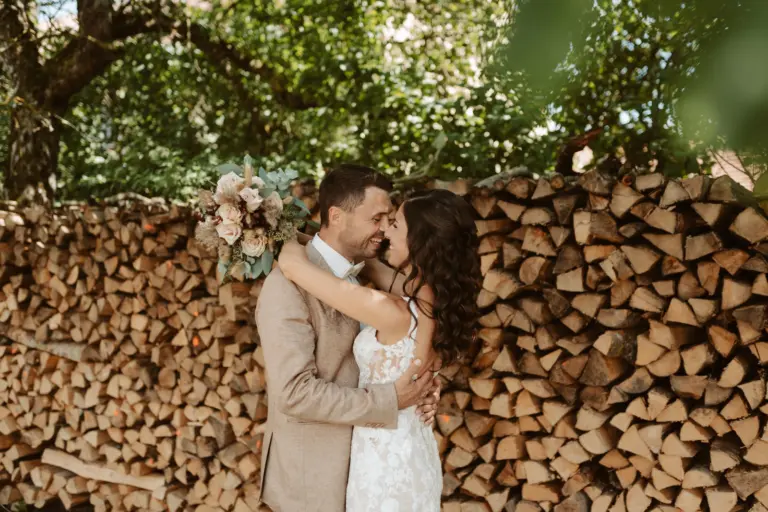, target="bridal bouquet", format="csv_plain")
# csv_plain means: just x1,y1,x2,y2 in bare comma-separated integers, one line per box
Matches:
194,155,311,282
